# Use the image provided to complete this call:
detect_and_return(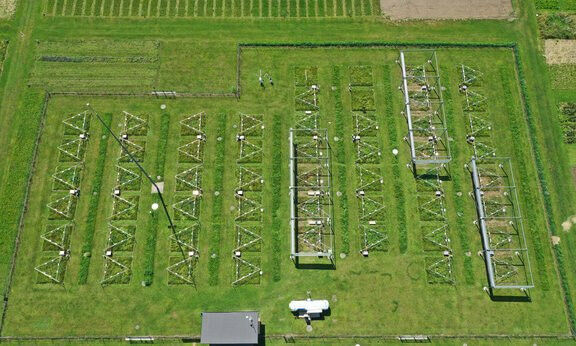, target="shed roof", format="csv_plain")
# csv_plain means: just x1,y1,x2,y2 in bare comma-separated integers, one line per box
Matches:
201,311,259,345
